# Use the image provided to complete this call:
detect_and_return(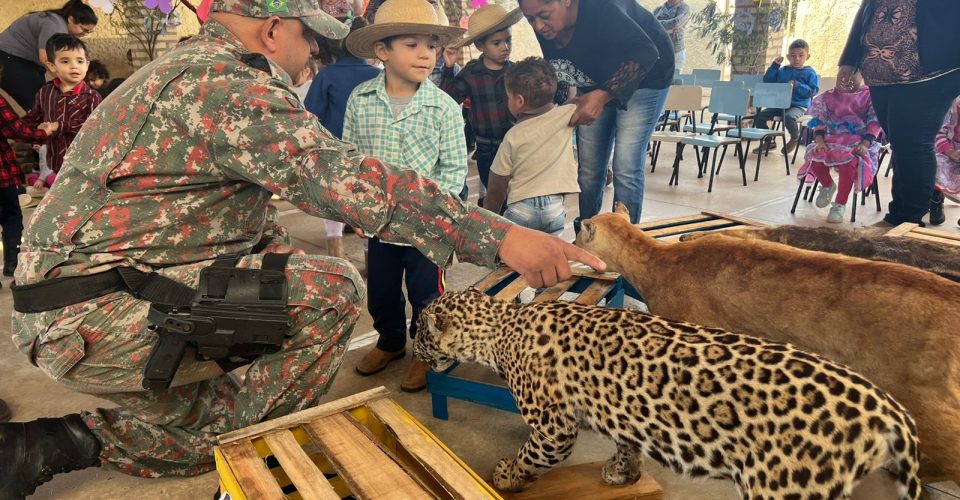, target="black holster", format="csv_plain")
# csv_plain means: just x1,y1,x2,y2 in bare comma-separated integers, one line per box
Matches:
142,253,292,390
